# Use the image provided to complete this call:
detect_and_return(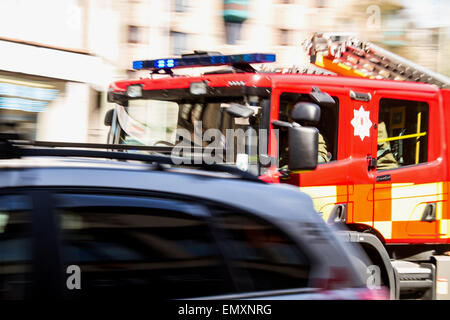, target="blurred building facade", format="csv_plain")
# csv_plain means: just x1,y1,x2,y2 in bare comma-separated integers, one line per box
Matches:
121,0,450,75
0,0,448,143
0,0,121,143
123,0,358,76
